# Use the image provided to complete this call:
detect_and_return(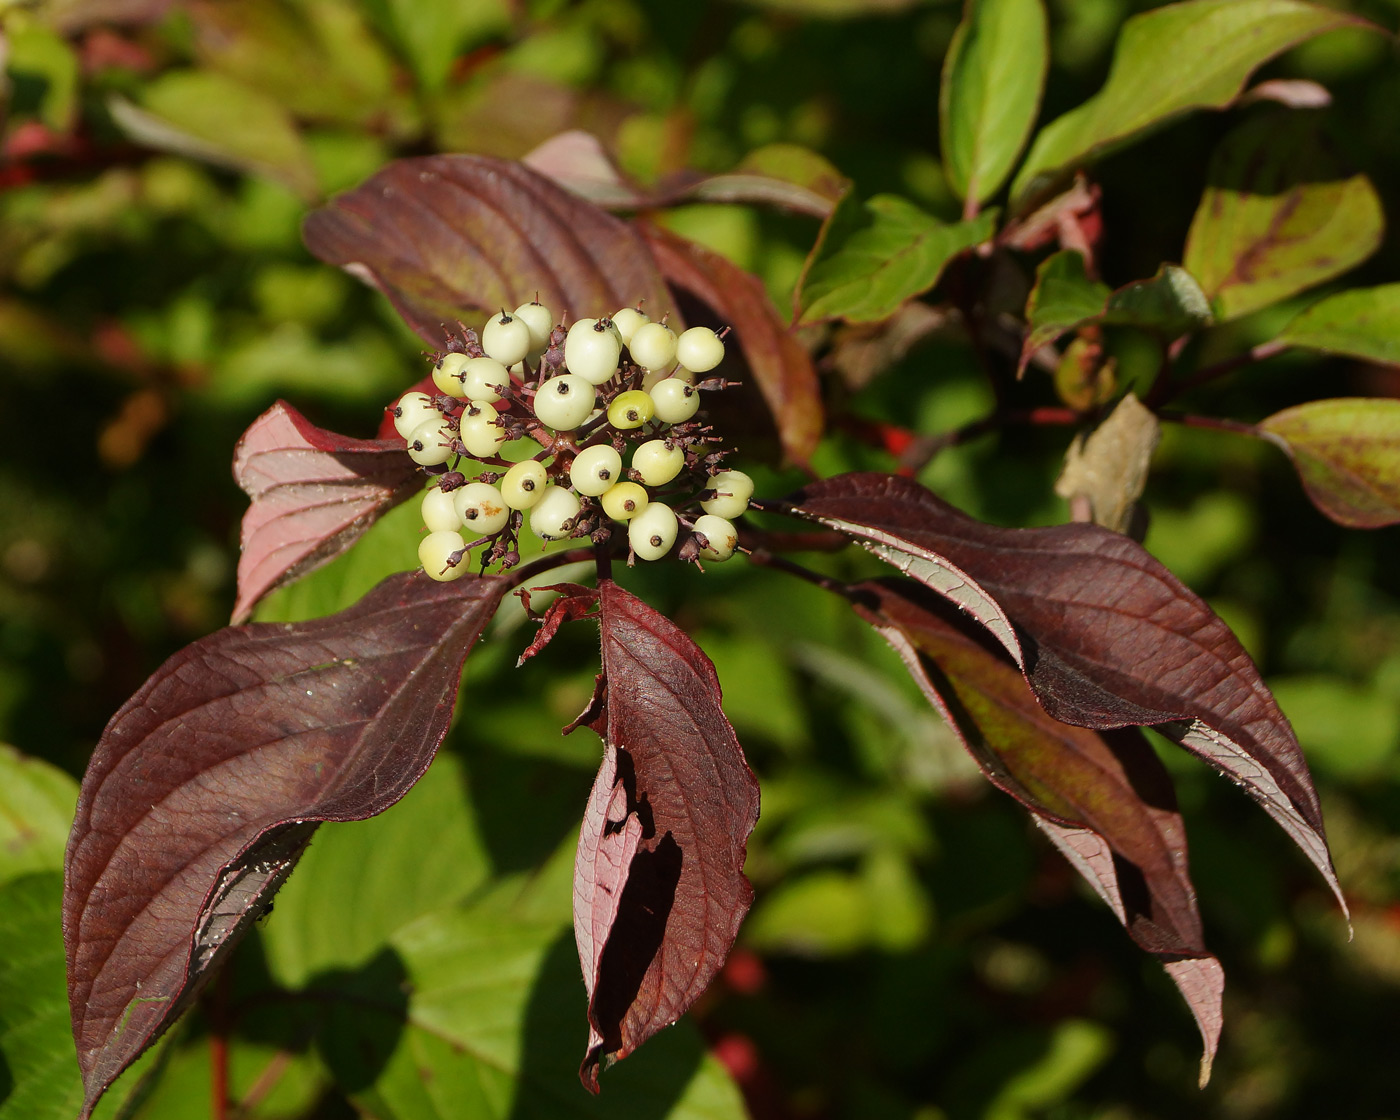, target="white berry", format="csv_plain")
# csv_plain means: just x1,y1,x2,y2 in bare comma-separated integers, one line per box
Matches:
419,530,467,581
676,326,725,373
393,393,440,438
600,481,649,521
454,481,510,536
611,306,650,345
565,318,623,385
421,486,460,533
701,469,753,519
649,378,700,424
628,502,677,561
629,322,677,371
458,402,506,458
694,514,738,561
631,440,683,486
608,390,654,430
460,356,509,403
432,353,471,398
529,485,582,540
533,375,596,430
501,459,548,509
482,312,532,365
512,301,553,351
570,444,624,496
407,417,454,466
